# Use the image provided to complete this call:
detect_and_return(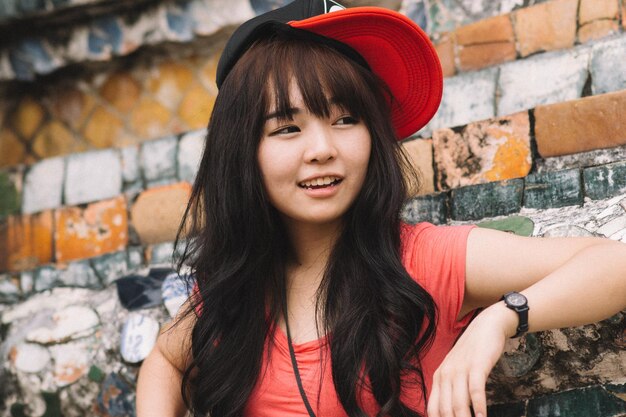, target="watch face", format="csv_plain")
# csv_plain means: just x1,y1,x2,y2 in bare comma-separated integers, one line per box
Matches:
507,293,527,307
